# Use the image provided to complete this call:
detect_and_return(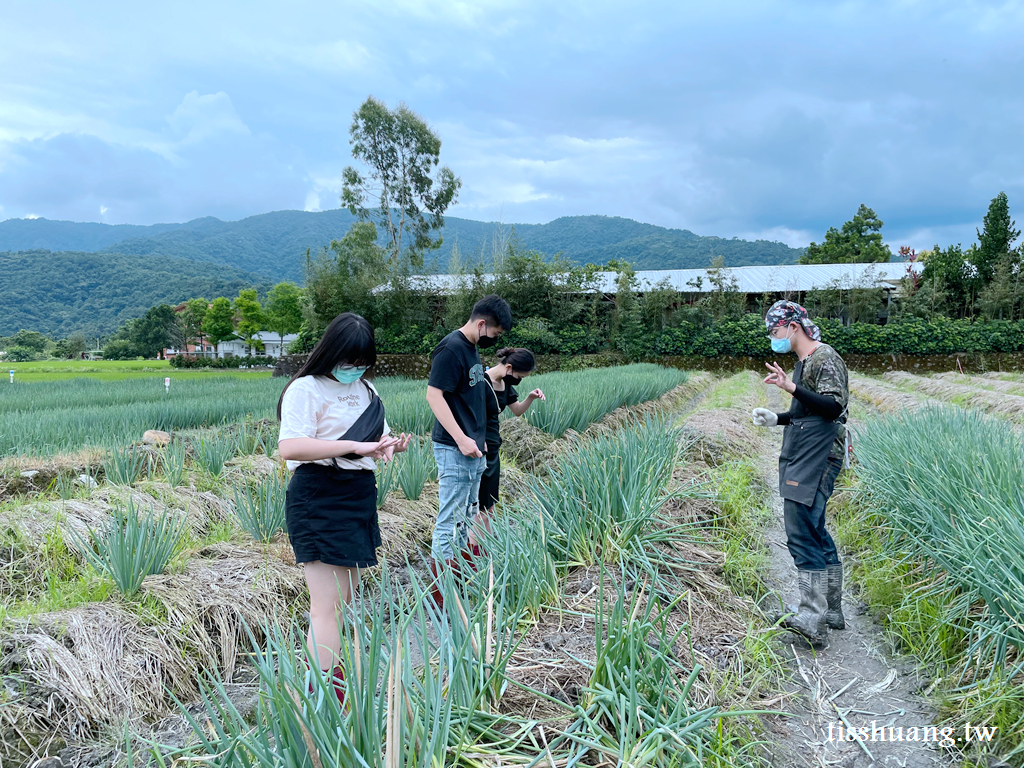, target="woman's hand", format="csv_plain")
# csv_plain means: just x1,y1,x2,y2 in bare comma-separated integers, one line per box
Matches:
352,436,401,460
763,362,796,394
381,433,412,462
526,388,545,402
